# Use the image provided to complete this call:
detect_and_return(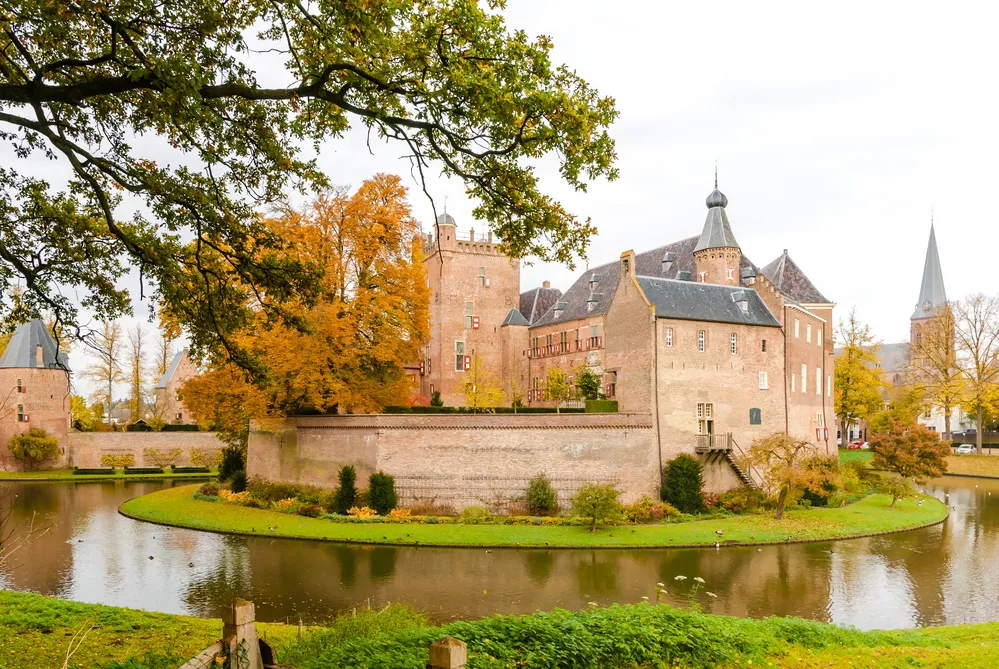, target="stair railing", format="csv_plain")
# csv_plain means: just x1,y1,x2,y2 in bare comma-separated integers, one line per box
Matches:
728,435,764,489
